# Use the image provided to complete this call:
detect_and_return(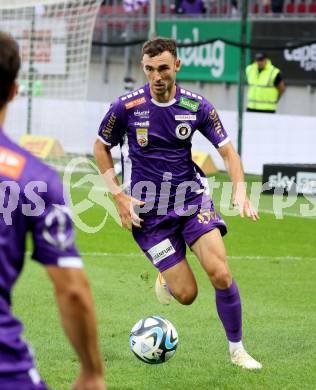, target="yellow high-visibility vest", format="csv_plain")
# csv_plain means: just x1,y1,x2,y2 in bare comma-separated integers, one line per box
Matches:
246,60,280,111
